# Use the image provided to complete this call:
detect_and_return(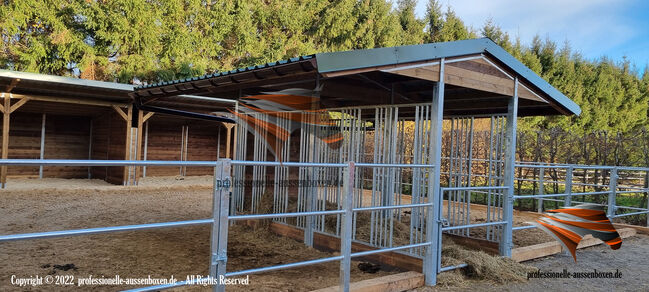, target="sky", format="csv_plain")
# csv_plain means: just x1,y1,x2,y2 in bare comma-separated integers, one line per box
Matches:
413,0,649,72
